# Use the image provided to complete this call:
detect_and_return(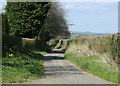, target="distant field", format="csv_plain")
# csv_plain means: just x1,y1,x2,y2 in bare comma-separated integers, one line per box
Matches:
72,34,99,37
71,32,113,37
72,34,79,37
